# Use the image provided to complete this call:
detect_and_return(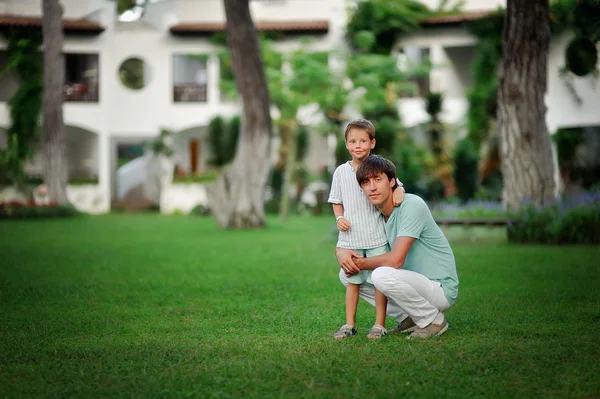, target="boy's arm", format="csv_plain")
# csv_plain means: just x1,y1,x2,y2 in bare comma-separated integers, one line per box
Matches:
332,203,351,232
392,185,405,206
